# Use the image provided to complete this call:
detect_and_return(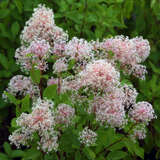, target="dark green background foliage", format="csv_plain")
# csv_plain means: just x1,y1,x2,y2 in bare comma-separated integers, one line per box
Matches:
0,0,160,159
